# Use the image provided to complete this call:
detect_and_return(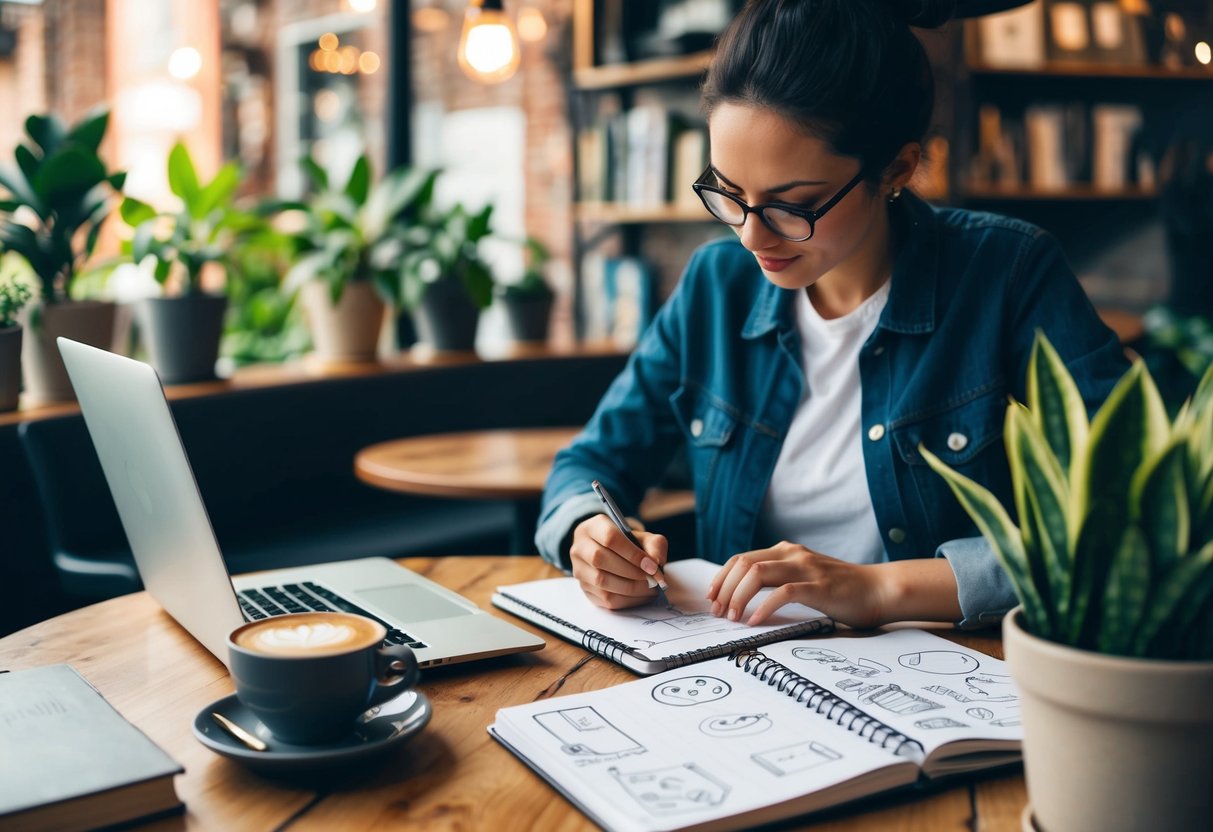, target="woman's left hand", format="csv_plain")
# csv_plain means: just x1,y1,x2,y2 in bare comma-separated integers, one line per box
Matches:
707,541,890,629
